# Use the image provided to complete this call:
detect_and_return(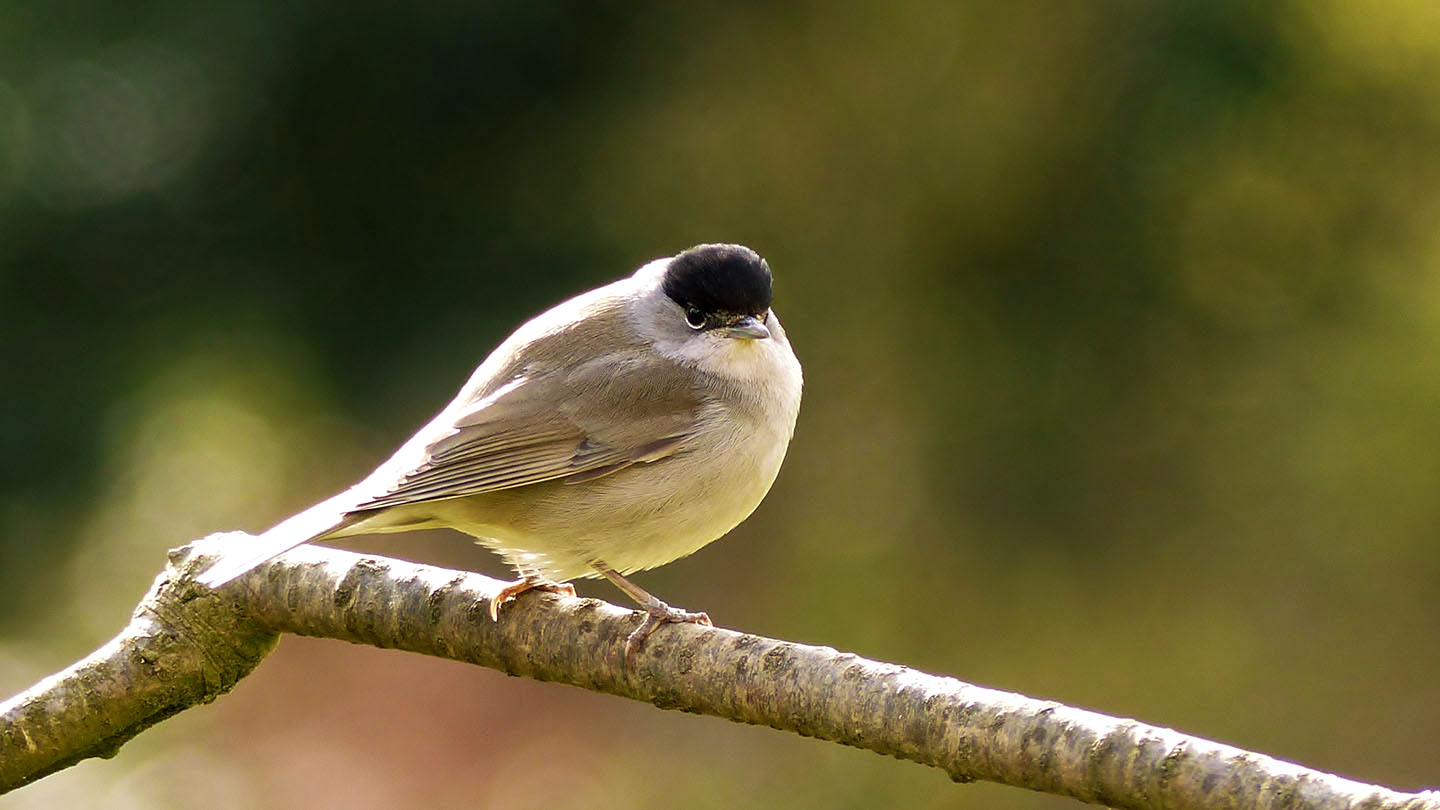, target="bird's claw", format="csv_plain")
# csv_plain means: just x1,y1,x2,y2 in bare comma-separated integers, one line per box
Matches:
624,604,712,663
489,578,576,621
